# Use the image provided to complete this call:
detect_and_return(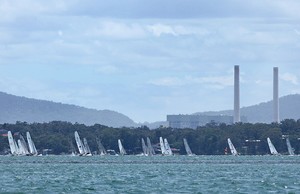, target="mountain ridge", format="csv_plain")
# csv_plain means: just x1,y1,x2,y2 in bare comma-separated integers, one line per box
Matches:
0,91,137,127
